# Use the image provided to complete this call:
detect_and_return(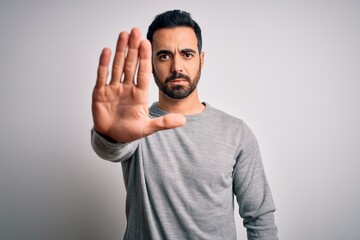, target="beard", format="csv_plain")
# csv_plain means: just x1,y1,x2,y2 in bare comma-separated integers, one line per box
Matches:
153,65,201,100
